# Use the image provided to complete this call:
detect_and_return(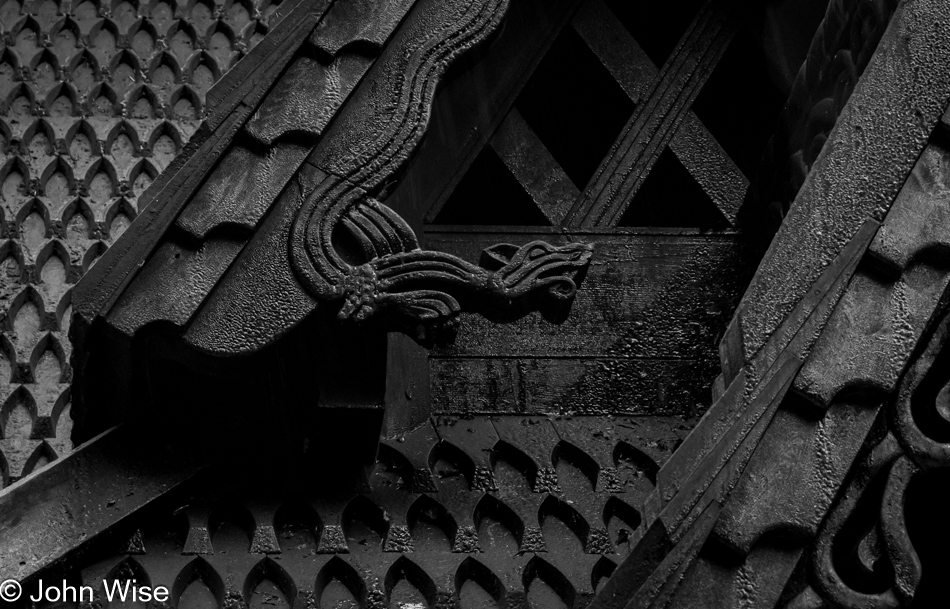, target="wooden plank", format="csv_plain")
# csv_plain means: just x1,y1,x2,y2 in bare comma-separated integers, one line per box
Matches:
72,102,253,324
667,117,747,226
0,426,207,583
107,237,247,334
382,333,433,436
572,0,748,225
588,220,879,609
570,0,657,102
489,108,579,225
424,230,746,358
587,355,801,609
565,0,743,228
658,219,877,508
431,357,710,416
203,0,331,128
425,227,745,418
383,0,583,230
730,0,950,365
175,140,312,239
